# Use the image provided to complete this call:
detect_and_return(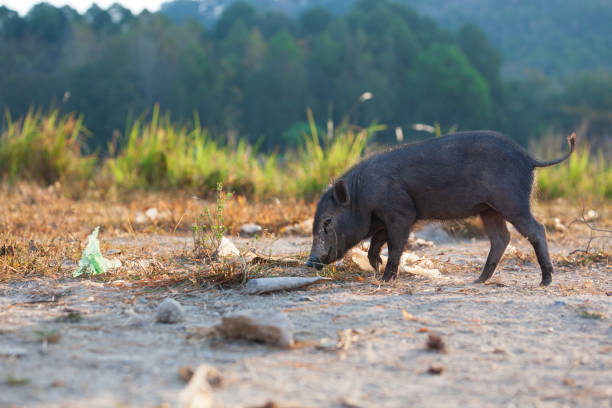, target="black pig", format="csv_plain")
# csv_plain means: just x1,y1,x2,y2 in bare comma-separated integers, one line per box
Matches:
306,131,575,286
